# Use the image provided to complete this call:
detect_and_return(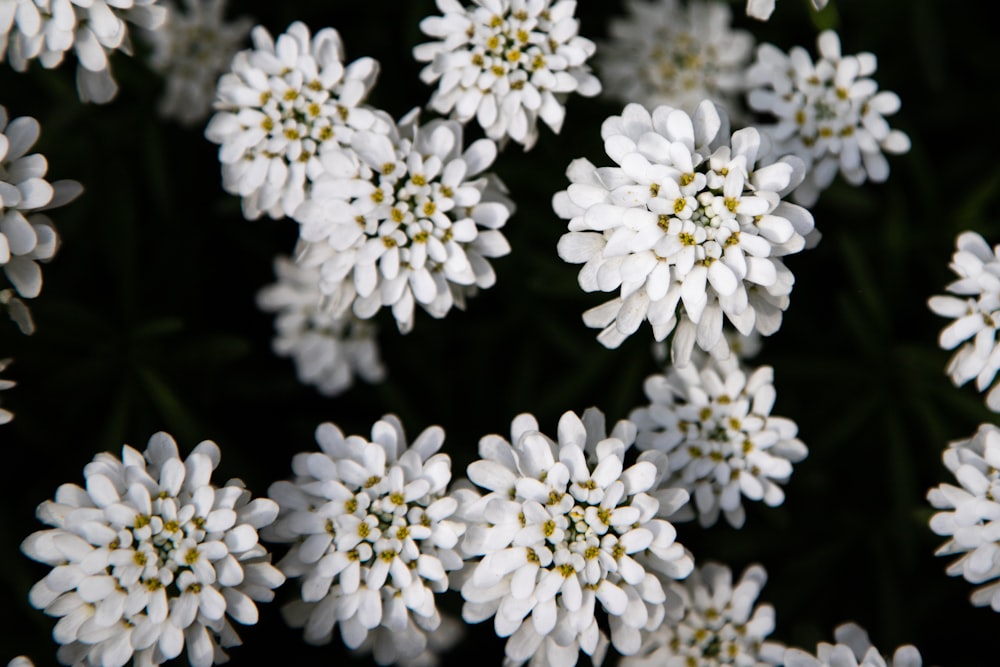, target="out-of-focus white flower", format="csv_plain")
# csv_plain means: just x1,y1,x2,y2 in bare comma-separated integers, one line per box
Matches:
459,408,694,666
0,288,34,333
413,0,600,151
1,106,82,301
293,111,513,334
256,254,385,397
554,101,814,365
352,611,465,667
783,623,922,667
0,357,13,424
746,29,910,206
599,0,754,122
745,0,828,21
630,356,807,528
0,0,167,103
21,432,284,667
143,0,252,126
205,21,385,220
928,231,1000,411
7,657,35,667
621,562,783,667
264,415,466,666
927,423,1000,611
